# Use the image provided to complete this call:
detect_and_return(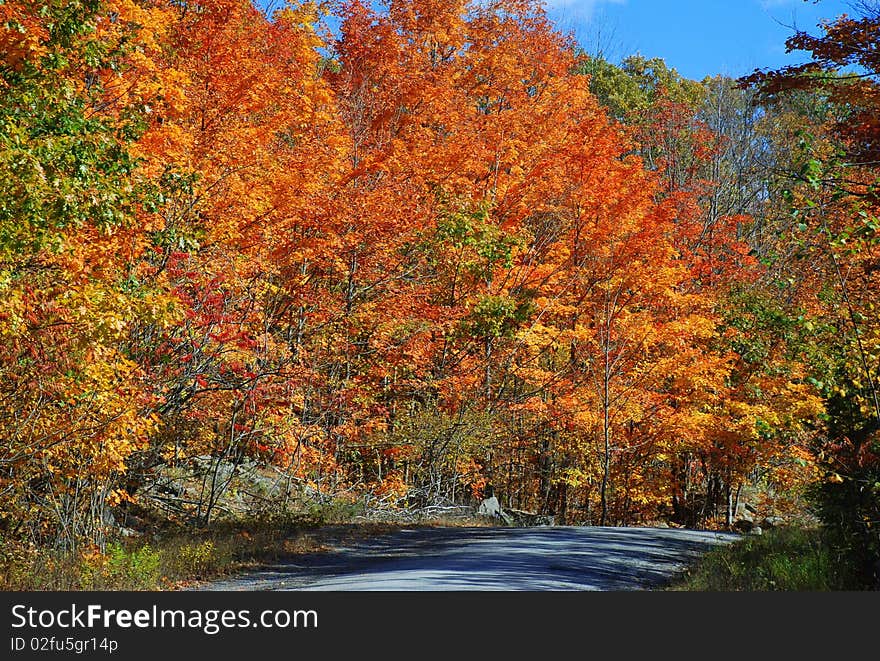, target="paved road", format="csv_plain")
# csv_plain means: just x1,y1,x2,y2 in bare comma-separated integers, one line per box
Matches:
201,526,739,591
